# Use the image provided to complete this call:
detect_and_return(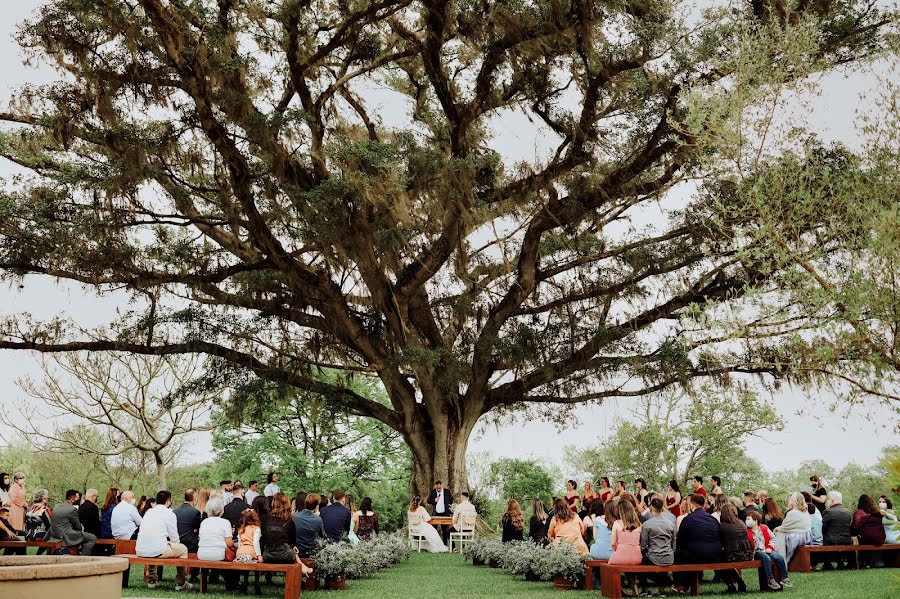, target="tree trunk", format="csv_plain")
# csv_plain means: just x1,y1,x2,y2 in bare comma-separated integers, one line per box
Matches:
404,405,479,500
154,452,167,491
